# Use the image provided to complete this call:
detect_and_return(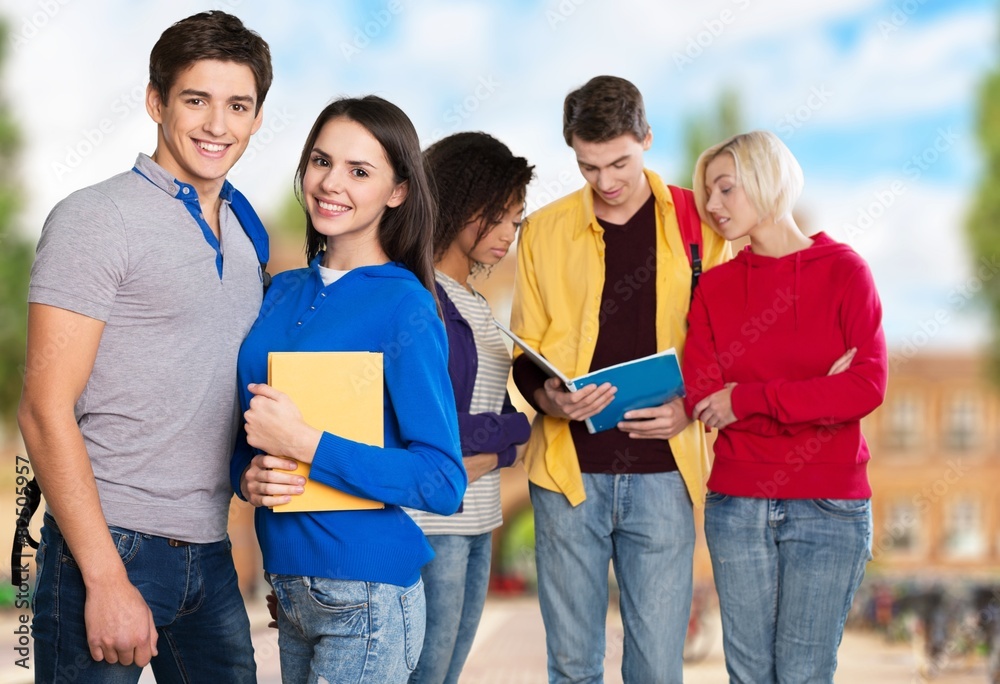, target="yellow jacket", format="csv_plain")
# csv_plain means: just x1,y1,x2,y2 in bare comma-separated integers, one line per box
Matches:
510,169,731,507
